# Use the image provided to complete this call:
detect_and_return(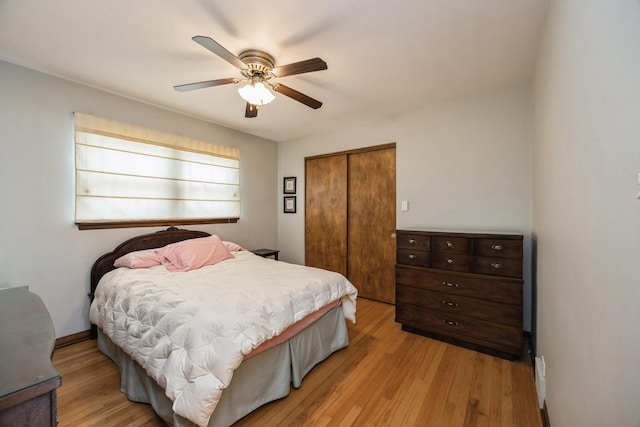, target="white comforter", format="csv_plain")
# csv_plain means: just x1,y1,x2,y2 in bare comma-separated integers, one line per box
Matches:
89,251,357,427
